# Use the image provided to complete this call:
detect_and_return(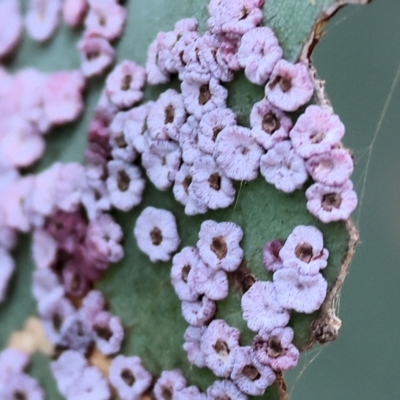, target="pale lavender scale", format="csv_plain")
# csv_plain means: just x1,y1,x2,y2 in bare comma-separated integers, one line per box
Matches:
214,125,264,181
106,160,145,211
189,155,236,210
109,111,137,163
109,355,152,400
105,61,146,109
173,163,208,215
180,35,214,83
250,99,292,151
201,319,240,377
217,34,241,71
207,379,248,400
238,27,283,85
241,281,290,332
305,180,358,223
183,325,207,368
198,108,237,155
124,102,153,154
142,139,182,191
279,225,329,275
262,239,285,273
253,326,300,371
273,268,328,314
230,346,276,396
181,77,228,120
133,206,180,263
81,172,111,221
266,60,314,112
79,36,115,78
191,260,229,301
59,313,93,354
179,115,204,165
79,290,105,332
92,310,124,355
50,350,88,397
198,32,234,82
147,89,186,141
207,0,264,36
25,0,61,42
181,295,216,327
197,220,243,272
171,246,201,302
1,373,45,400
158,18,199,74
170,31,200,77
156,30,181,74
67,365,110,400
62,262,90,298
290,105,345,158
153,370,187,400
305,148,354,187
146,32,172,84
260,140,308,193
85,213,124,263
0,348,30,377
84,0,126,41
40,296,76,344
32,269,64,311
